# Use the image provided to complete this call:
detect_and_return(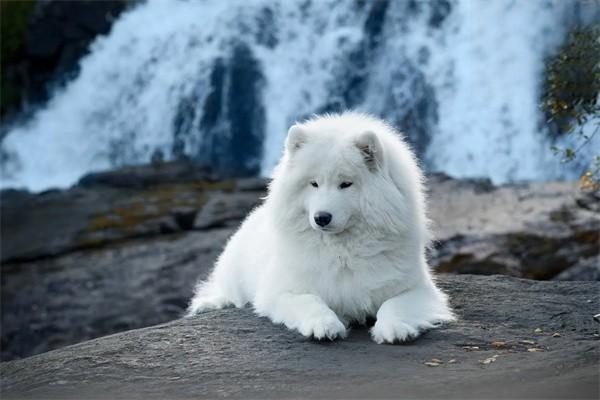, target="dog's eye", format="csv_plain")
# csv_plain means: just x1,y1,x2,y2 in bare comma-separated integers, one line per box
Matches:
339,181,353,189
310,181,319,188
